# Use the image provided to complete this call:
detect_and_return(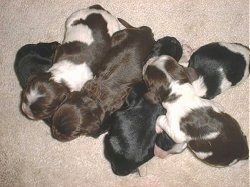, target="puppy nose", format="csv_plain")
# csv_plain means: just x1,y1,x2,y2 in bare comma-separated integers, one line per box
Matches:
21,103,35,120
